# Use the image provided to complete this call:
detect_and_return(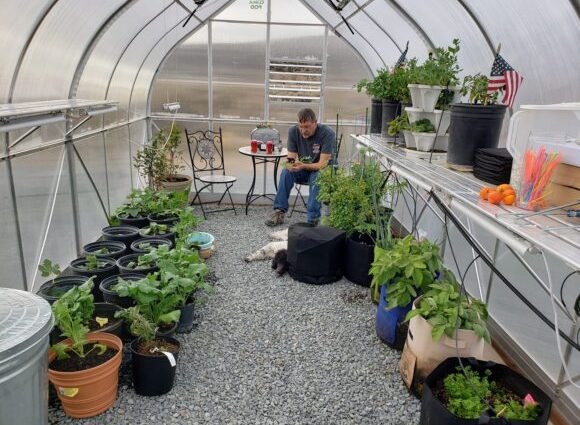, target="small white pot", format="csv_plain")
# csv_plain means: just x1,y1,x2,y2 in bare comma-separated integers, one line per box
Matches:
413,132,437,152
402,130,416,149
408,84,445,112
